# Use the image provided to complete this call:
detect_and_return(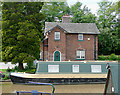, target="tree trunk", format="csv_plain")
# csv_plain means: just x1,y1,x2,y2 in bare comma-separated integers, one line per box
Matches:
18,63,24,70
